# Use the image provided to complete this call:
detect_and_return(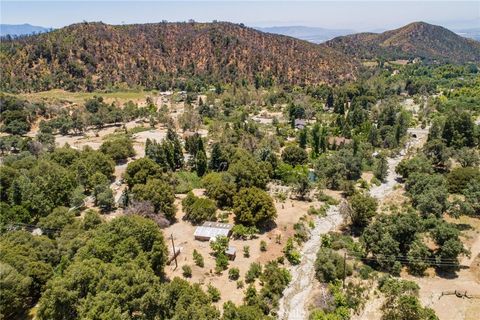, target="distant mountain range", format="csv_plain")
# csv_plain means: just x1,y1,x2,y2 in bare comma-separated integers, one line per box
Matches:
0,24,51,37
1,21,478,93
255,26,354,43
454,28,480,41
326,22,480,63
2,22,479,42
